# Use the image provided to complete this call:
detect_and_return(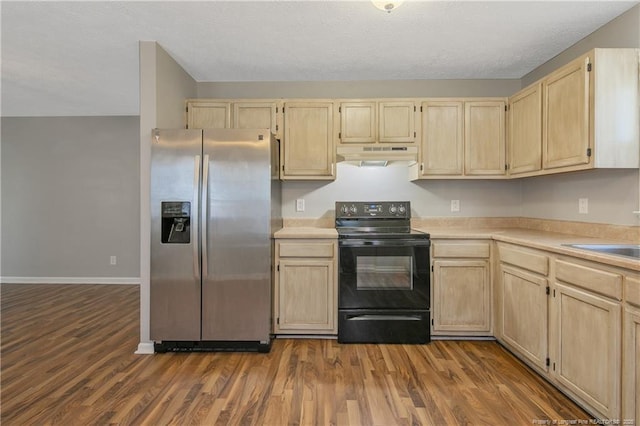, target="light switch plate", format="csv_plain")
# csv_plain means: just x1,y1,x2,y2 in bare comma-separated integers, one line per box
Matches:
296,199,305,212
451,200,460,212
578,198,588,214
